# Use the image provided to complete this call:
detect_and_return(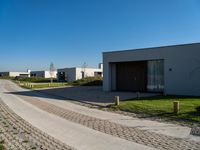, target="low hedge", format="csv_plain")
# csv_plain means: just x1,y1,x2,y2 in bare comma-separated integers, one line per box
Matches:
14,77,57,83
72,77,102,86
